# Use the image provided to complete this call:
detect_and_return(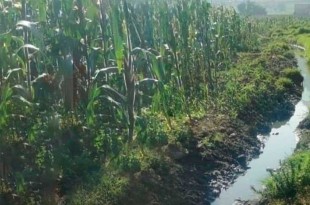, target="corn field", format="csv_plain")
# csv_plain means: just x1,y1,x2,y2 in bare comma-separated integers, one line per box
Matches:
0,0,266,204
